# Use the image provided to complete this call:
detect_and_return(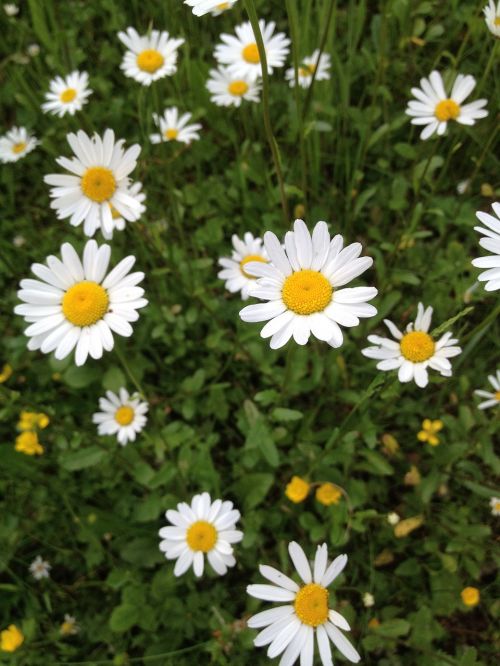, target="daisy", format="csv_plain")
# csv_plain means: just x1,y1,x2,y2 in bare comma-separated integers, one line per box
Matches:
14,240,147,366
92,387,148,445
239,219,377,350
471,202,500,291
0,126,38,163
490,497,500,516
150,107,201,144
405,70,488,140
474,370,500,409
159,492,243,577
247,541,361,666
29,555,51,580
60,615,79,636
41,71,92,117
206,66,261,107
361,303,462,388
105,182,146,240
184,0,239,16
285,50,331,89
218,232,268,299
118,27,184,86
214,20,290,82
484,1,500,37
44,129,143,238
